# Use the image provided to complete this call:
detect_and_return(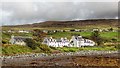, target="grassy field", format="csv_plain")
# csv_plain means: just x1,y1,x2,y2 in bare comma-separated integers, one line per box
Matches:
50,46,118,52
100,32,118,39
2,31,119,44
47,31,119,41
2,45,32,55
2,27,119,55
47,32,91,38
2,44,52,55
